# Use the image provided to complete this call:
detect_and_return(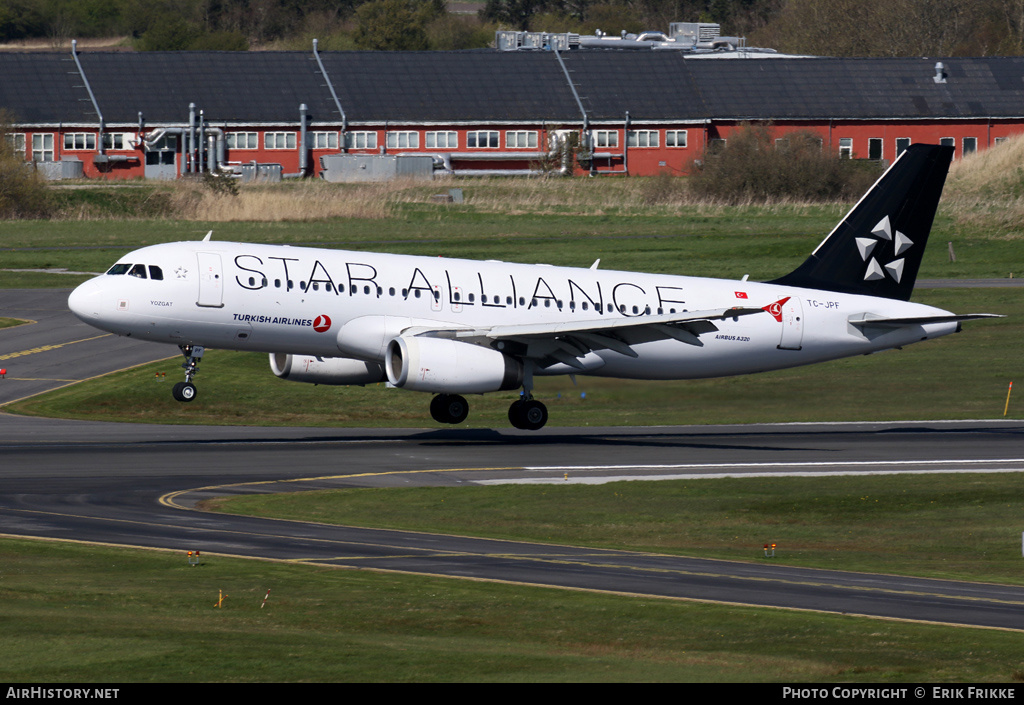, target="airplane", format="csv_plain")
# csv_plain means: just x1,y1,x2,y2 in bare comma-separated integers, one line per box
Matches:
68,144,998,430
